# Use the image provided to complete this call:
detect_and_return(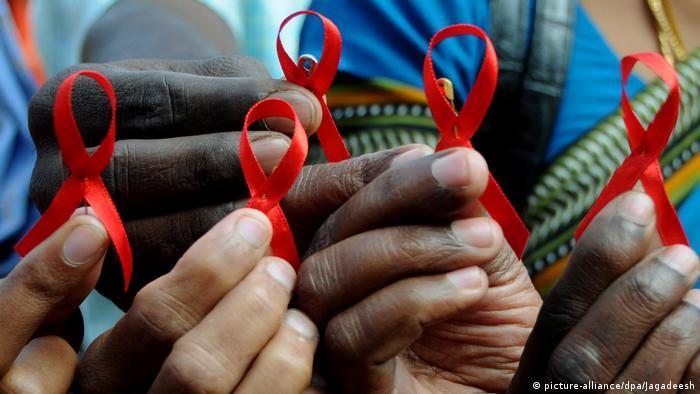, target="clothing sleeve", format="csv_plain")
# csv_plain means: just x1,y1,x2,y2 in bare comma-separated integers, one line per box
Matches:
0,2,39,277
300,0,491,103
